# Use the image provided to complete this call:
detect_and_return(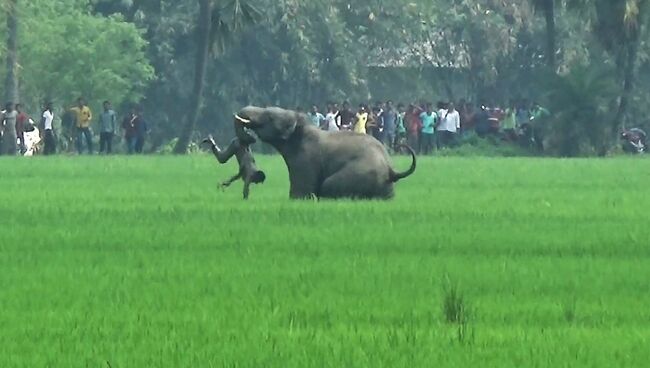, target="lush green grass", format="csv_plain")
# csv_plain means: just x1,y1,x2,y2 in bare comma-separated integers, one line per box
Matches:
1,155,650,367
